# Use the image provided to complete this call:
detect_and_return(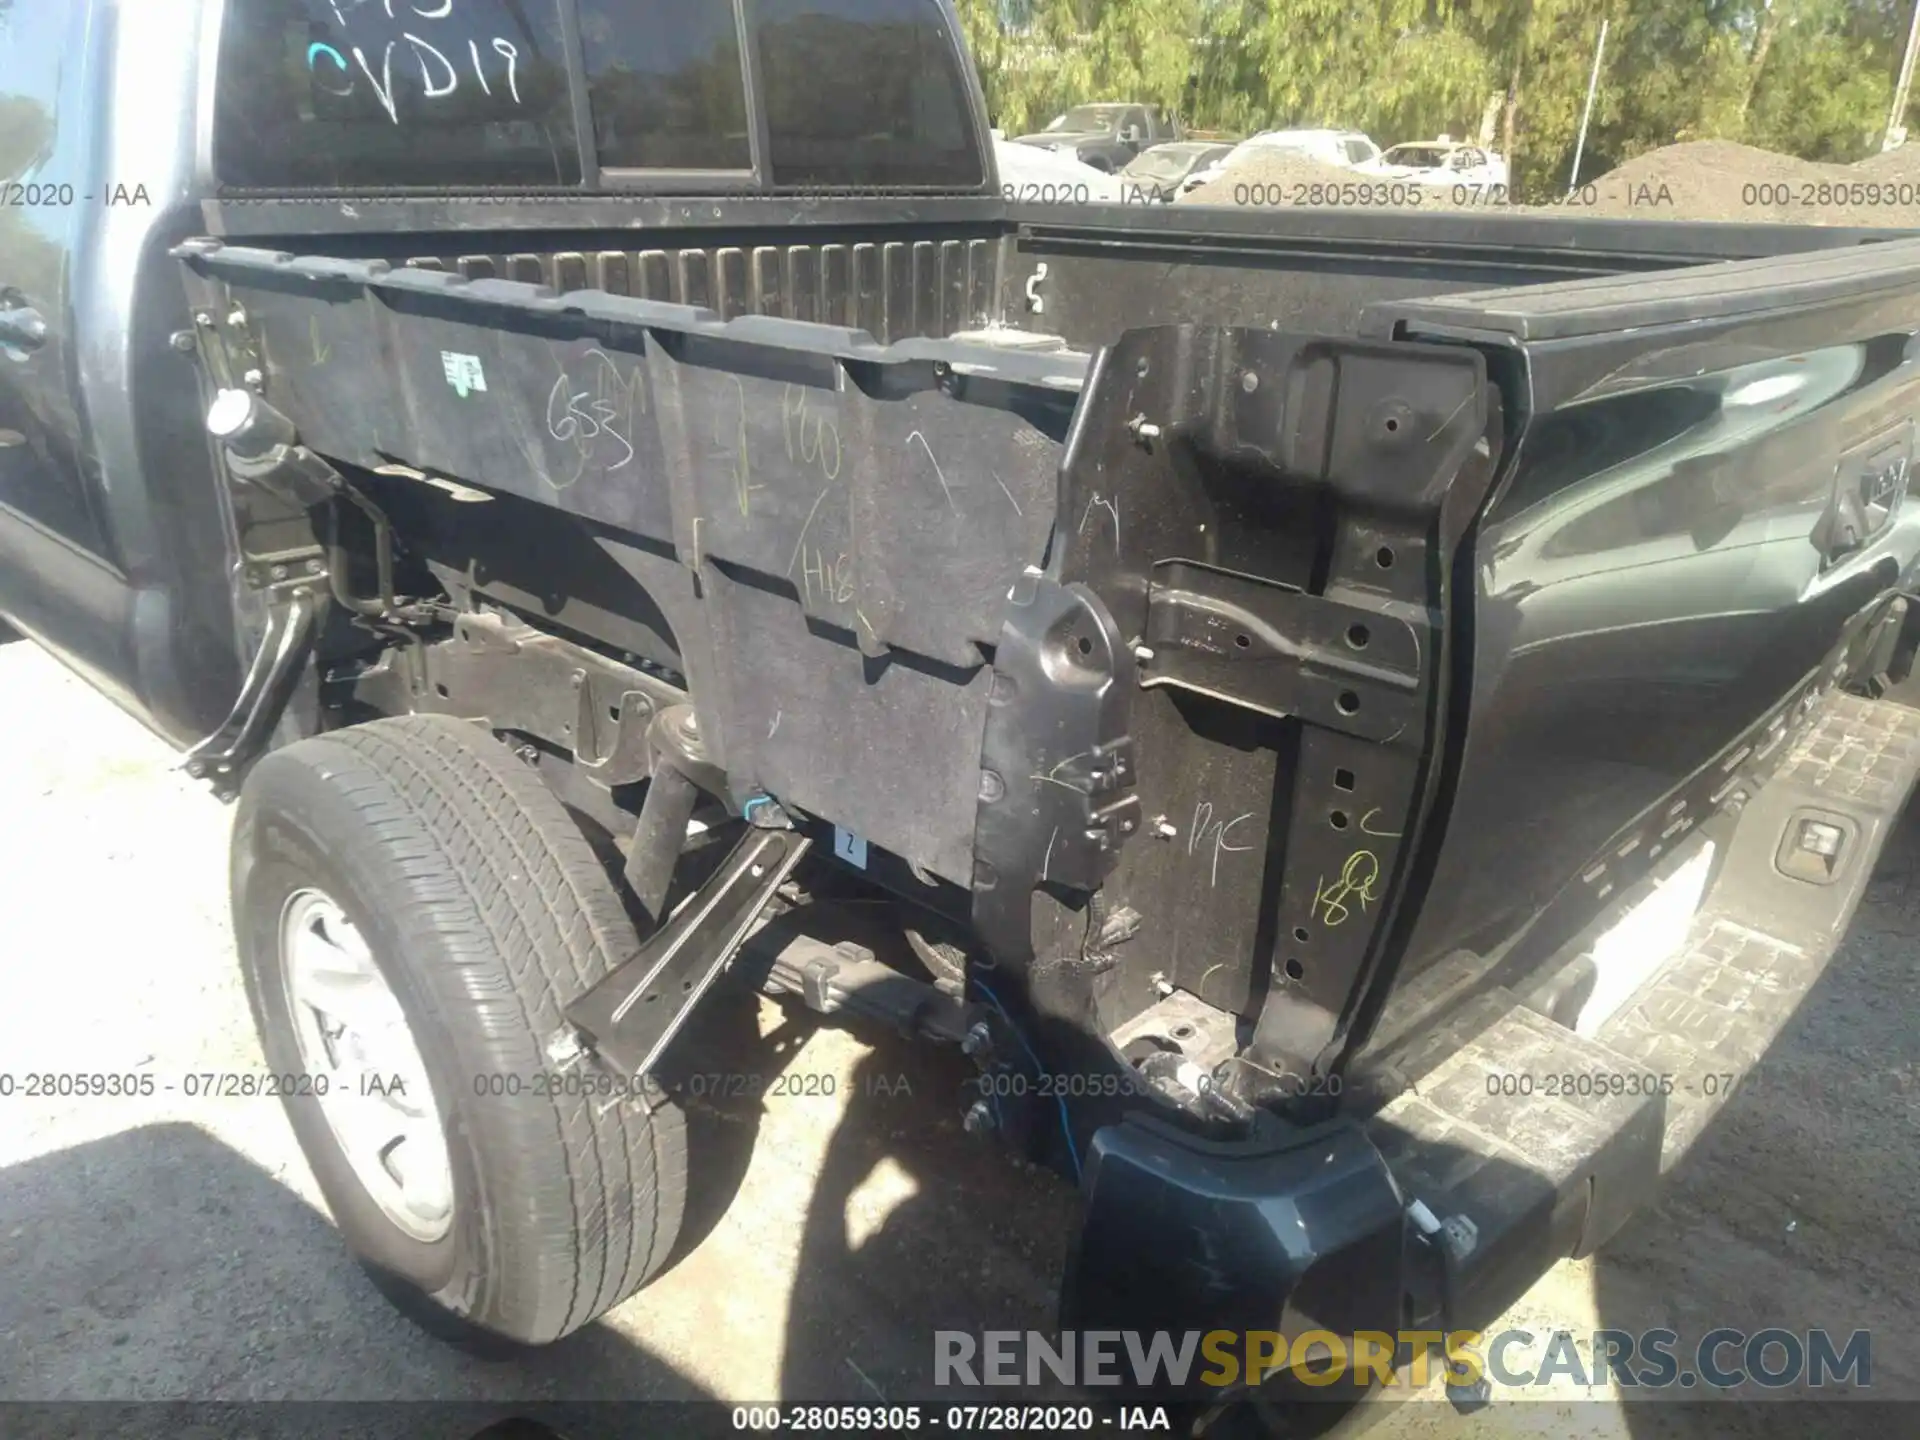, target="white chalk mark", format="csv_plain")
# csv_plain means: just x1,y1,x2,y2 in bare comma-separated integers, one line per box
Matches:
492,38,521,104
846,1358,887,1403
409,0,453,15
786,488,831,580
993,470,1023,516
1029,751,1093,796
1189,801,1255,886
907,430,961,518
352,44,400,125
1211,813,1255,888
1042,826,1060,882
468,40,492,94
768,710,783,739
1092,494,1121,553
1360,807,1403,838
402,33,457,96
1078,493,1121,552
